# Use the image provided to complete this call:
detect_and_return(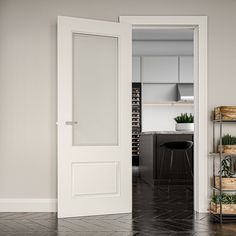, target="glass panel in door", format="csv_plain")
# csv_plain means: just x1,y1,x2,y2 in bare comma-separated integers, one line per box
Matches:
72,33,118,146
